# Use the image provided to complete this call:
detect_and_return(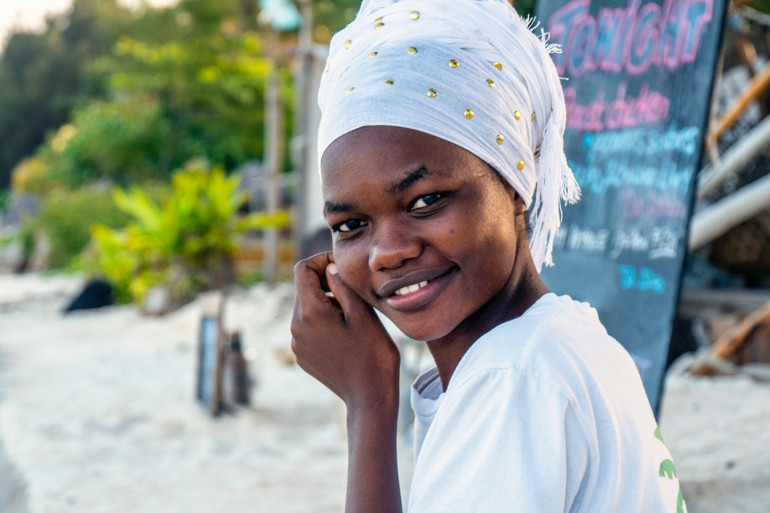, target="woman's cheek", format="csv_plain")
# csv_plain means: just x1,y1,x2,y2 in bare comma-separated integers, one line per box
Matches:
333,246,369,297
